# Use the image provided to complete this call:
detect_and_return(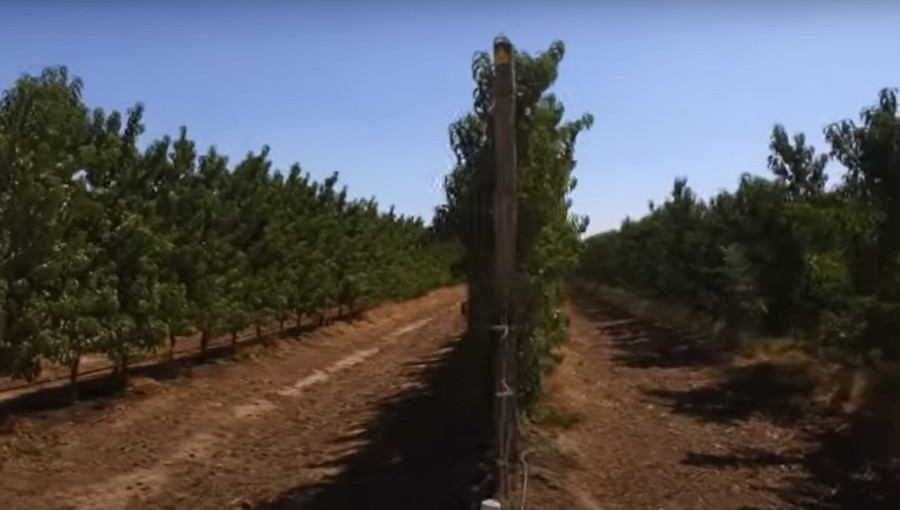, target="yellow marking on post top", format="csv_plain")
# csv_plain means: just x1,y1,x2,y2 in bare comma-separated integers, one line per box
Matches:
494,46,510,65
